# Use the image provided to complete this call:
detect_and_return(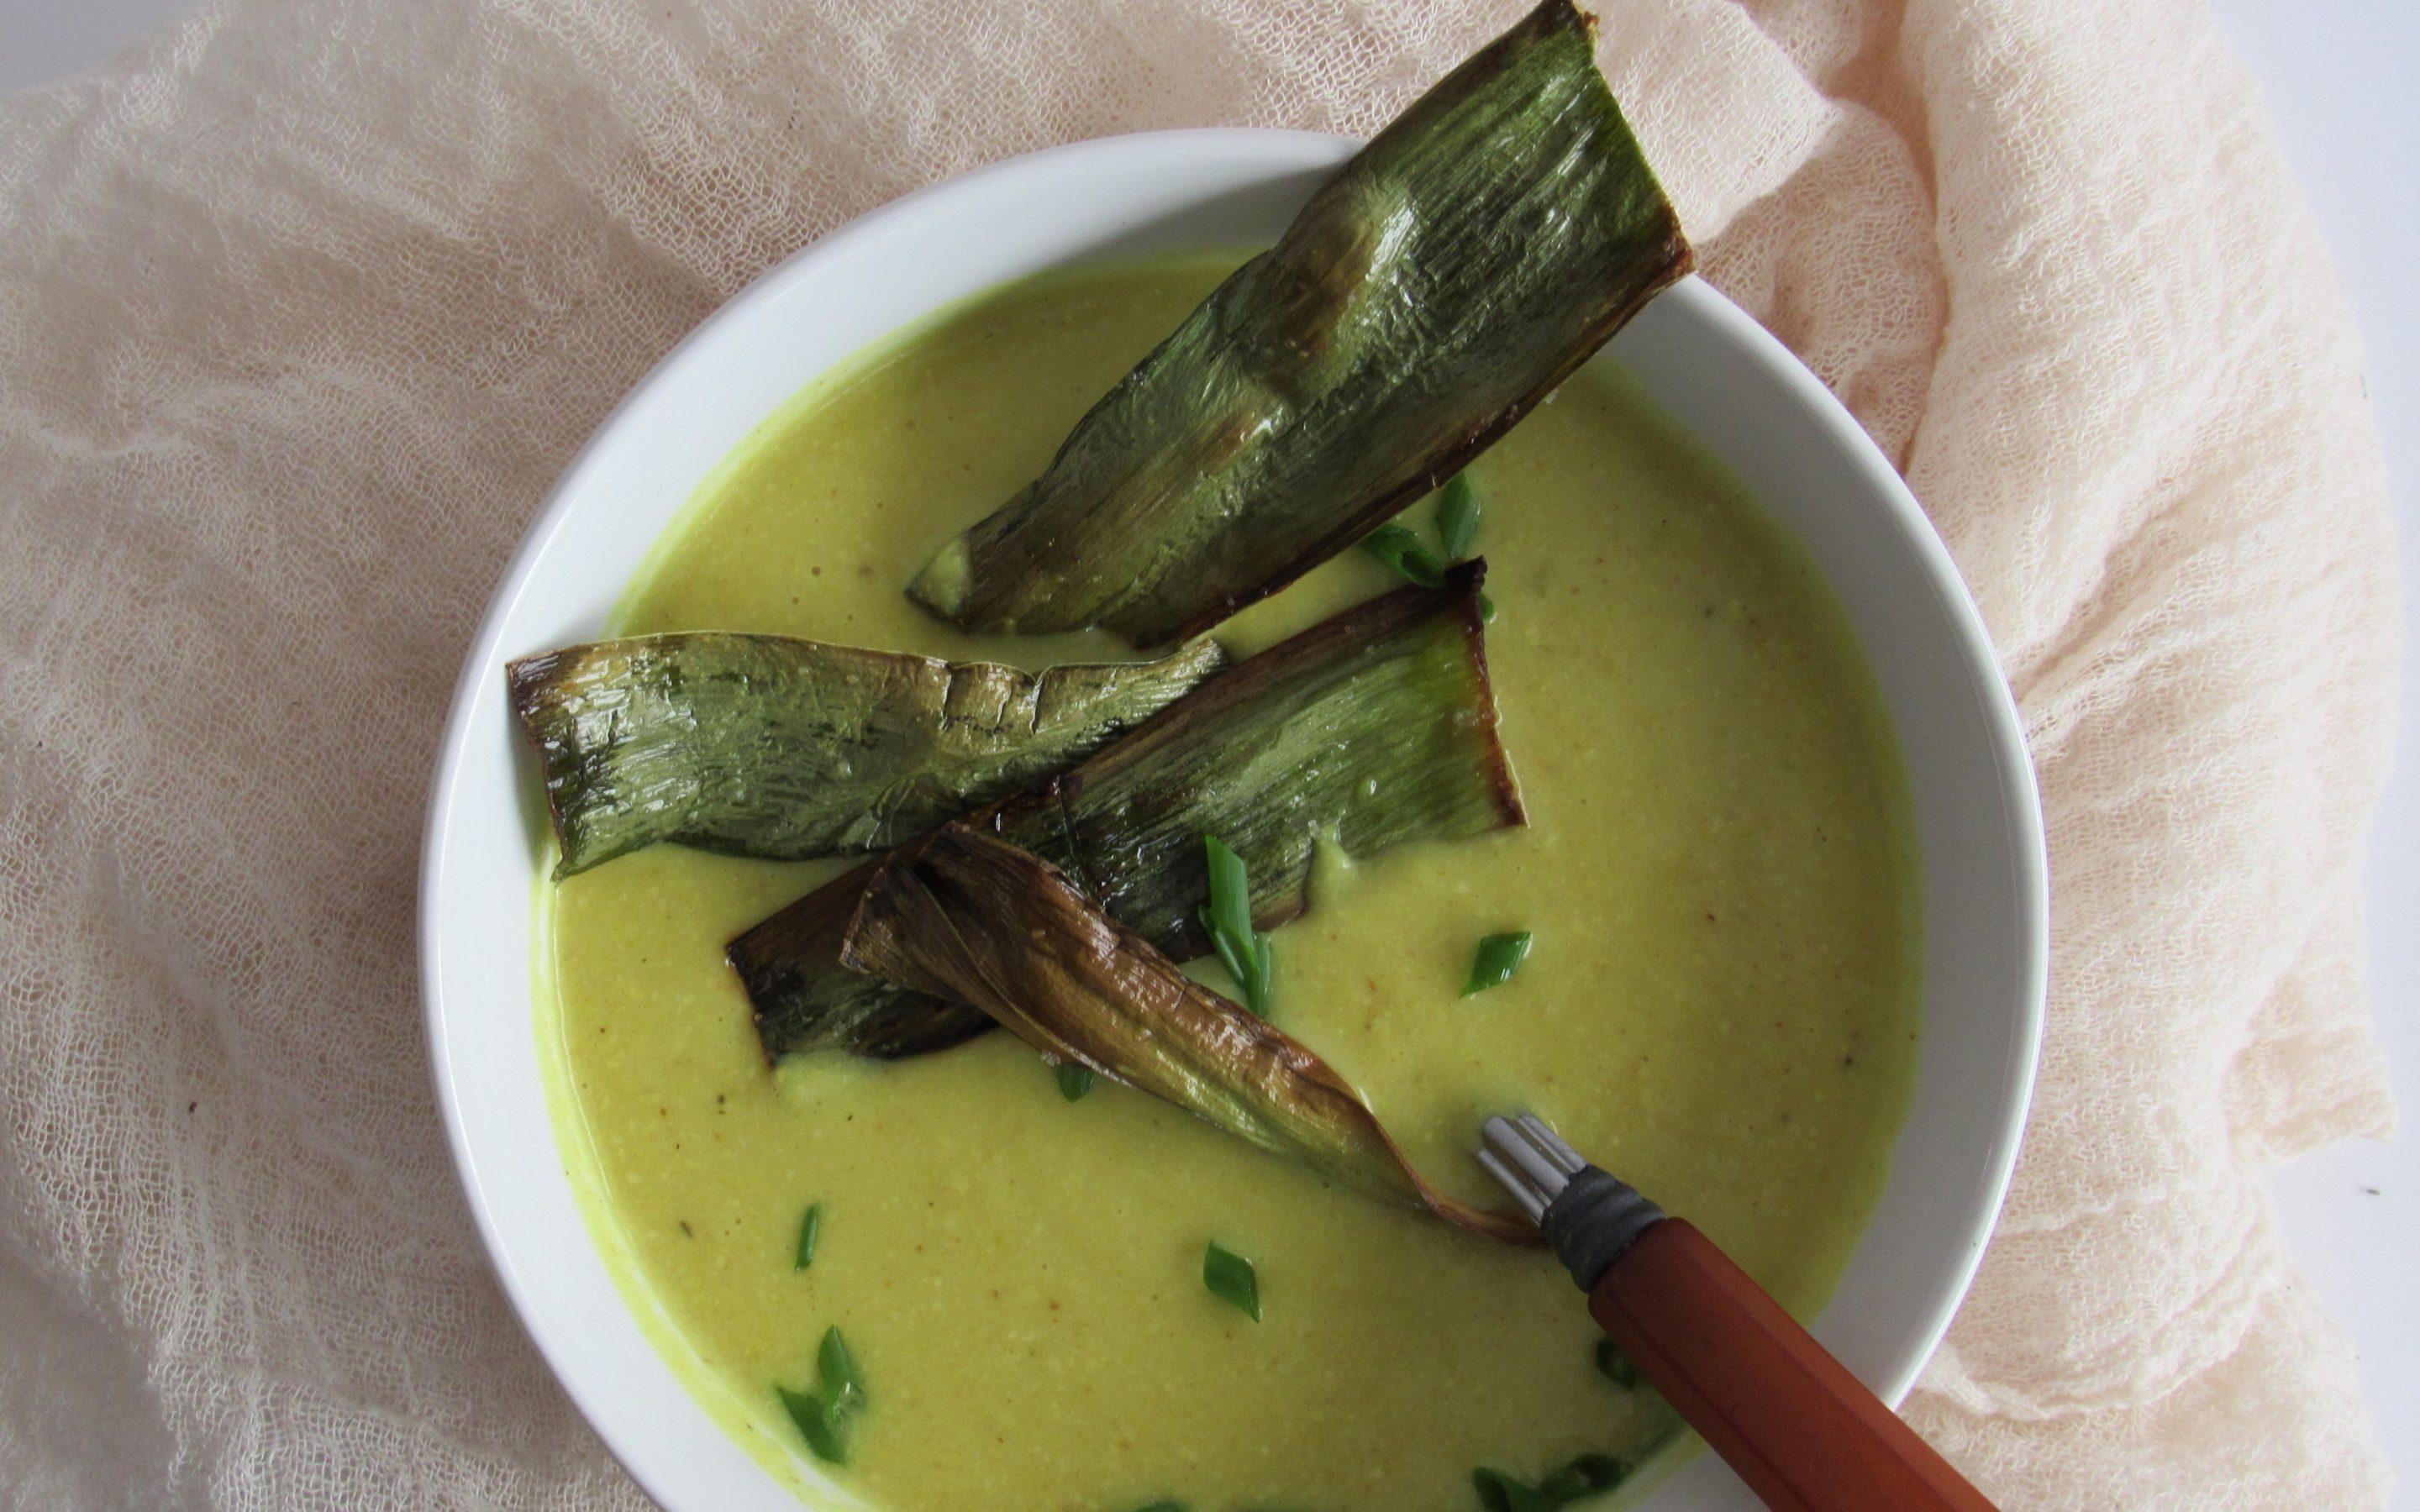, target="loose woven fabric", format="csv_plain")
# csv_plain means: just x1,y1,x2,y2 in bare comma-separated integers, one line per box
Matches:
0,0,2397,1506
